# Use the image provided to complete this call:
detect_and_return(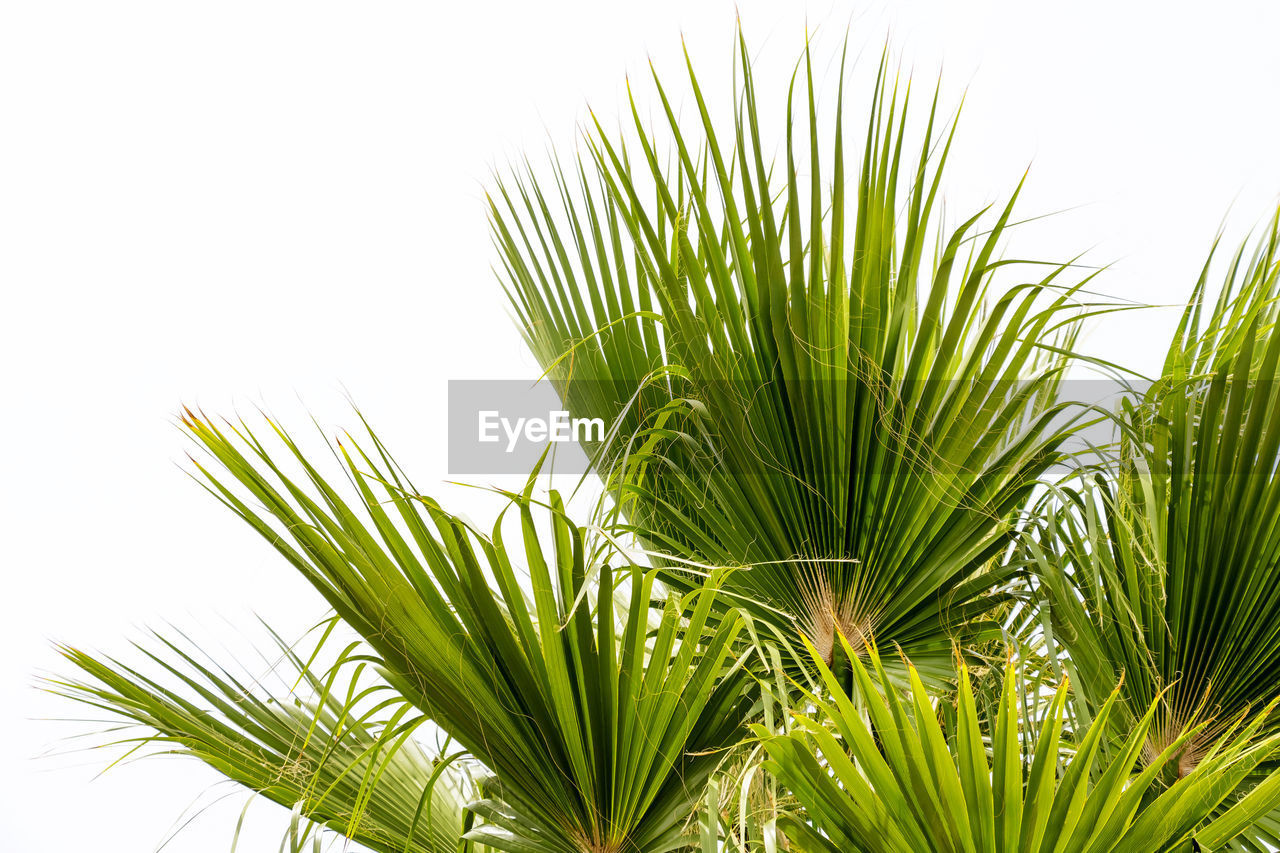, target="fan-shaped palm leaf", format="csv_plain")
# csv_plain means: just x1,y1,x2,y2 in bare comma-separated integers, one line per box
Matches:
493,32,1098,681
169,412,753,853
1036,216,1280,751
761,634,1280,852
1031,216,1280,849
